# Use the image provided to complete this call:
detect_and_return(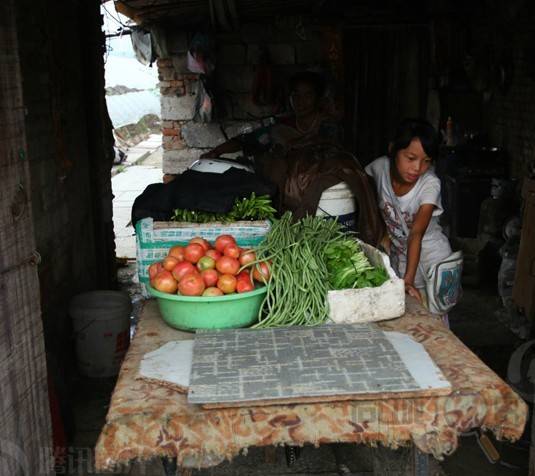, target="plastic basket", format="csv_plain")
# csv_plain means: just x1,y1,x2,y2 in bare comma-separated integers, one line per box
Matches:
147,284,267,331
